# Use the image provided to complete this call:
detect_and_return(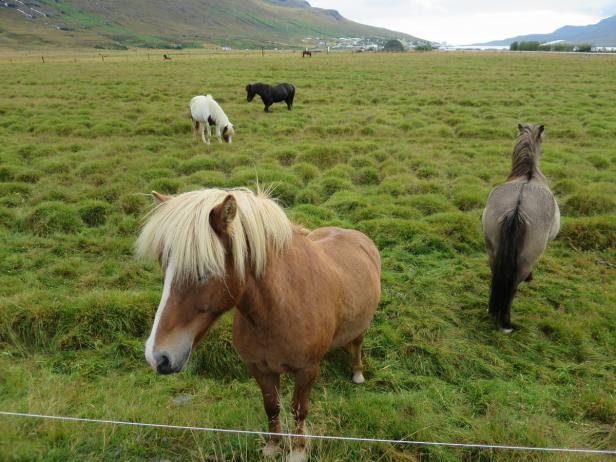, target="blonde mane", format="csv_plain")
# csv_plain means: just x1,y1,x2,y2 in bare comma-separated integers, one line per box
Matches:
135,188,293,283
